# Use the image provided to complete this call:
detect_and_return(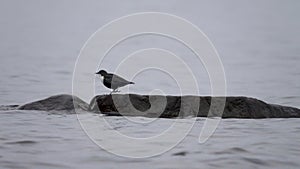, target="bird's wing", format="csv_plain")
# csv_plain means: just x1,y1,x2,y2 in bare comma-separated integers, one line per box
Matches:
104,73,133,89
111,74,131,86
